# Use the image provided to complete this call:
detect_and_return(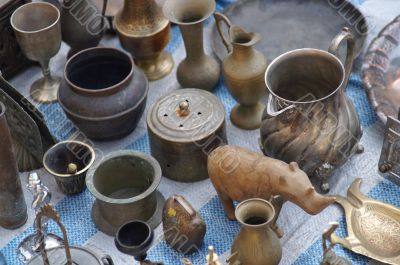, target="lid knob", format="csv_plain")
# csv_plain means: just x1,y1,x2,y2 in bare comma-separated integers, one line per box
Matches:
177,101,190,117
